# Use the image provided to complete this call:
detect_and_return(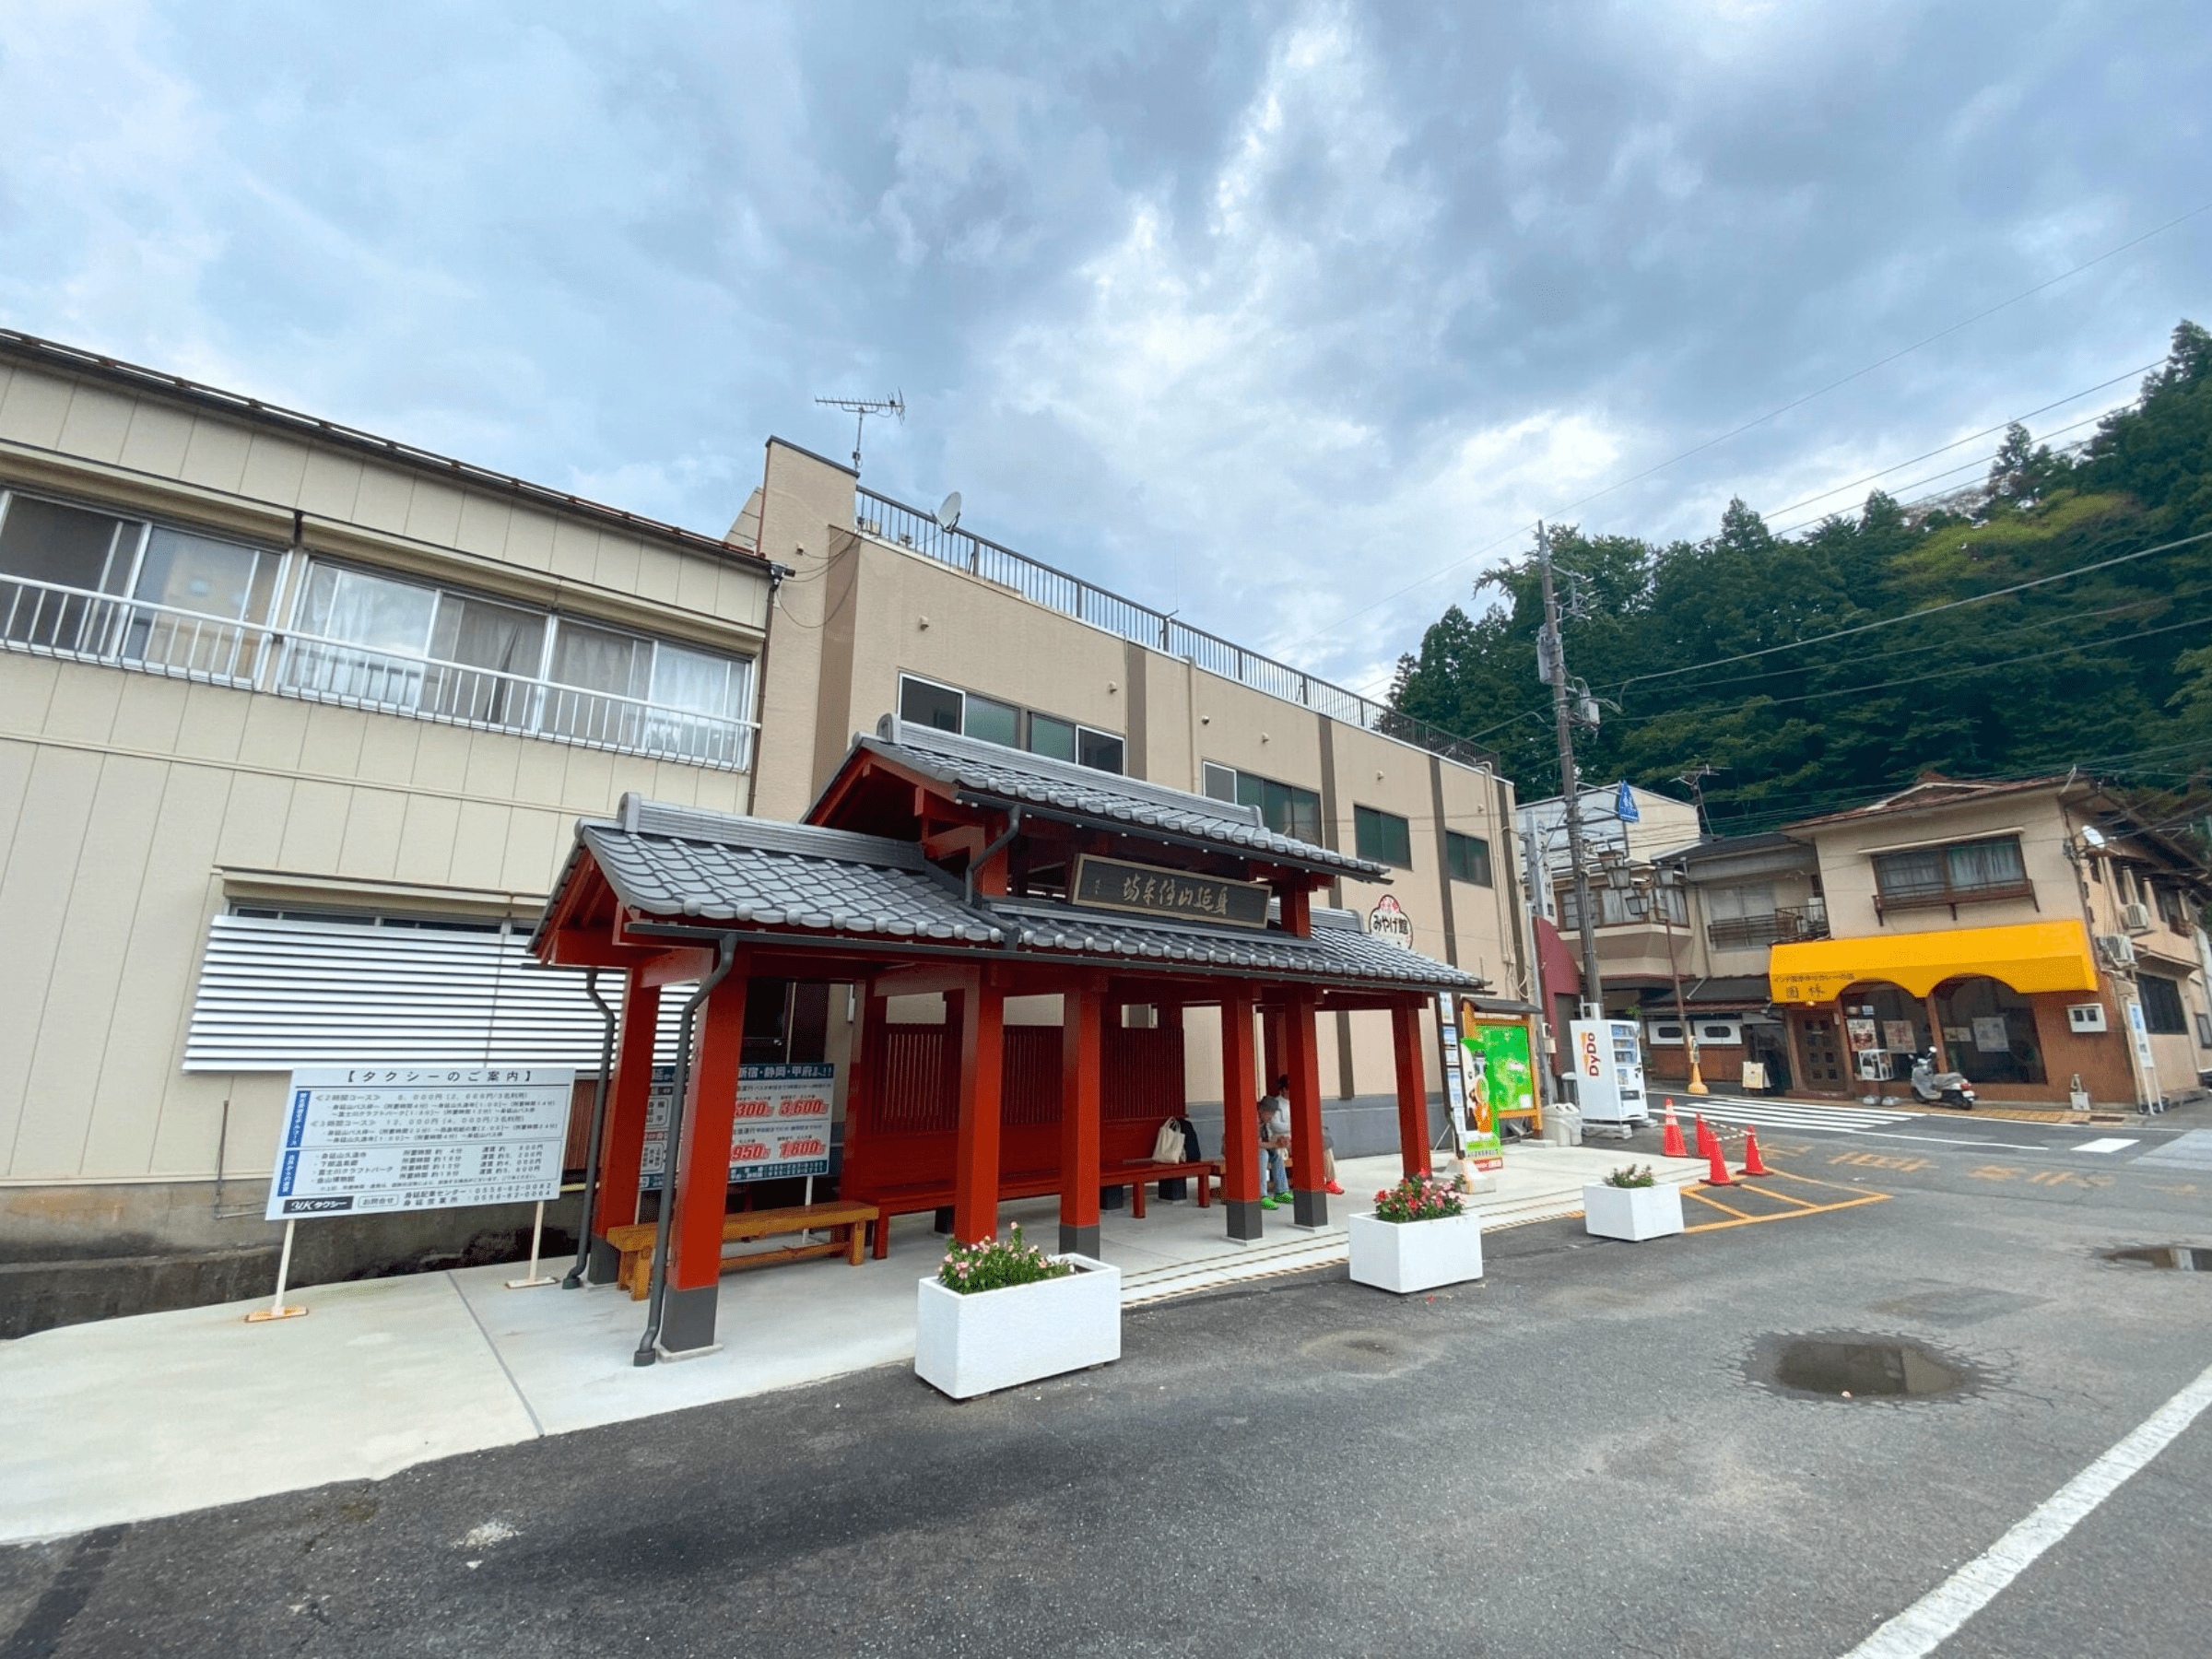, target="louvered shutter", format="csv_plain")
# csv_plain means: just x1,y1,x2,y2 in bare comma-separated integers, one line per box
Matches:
183,914,689,1071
